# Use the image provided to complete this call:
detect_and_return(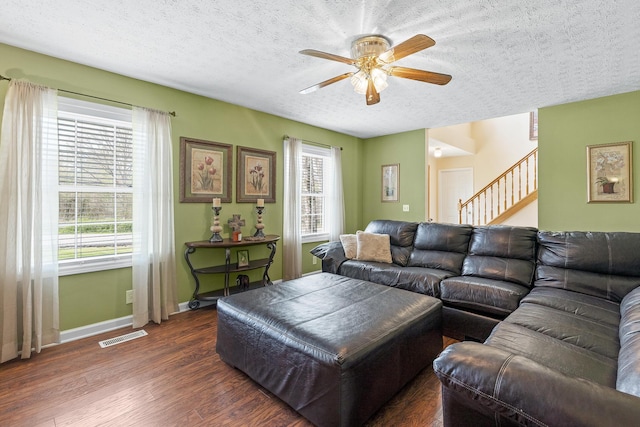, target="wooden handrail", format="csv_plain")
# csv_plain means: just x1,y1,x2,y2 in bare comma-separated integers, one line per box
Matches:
458,148,537,225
